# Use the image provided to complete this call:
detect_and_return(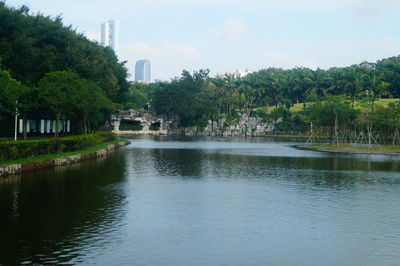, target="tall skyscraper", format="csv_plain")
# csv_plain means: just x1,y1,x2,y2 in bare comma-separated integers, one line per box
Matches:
135,59,151,83
101,19,119,53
